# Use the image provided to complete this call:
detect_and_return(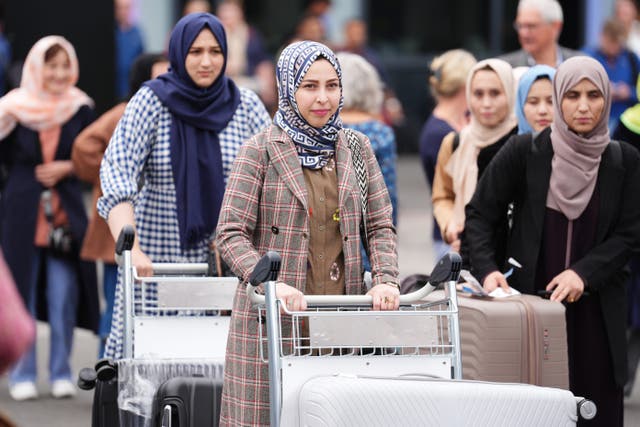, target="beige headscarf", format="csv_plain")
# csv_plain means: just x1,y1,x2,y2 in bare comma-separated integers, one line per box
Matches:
445,58,517,225
0,35,93,140
546,56,611,220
